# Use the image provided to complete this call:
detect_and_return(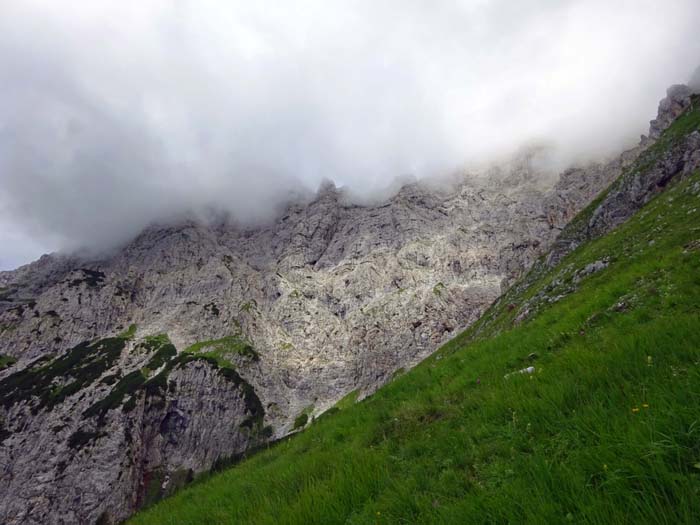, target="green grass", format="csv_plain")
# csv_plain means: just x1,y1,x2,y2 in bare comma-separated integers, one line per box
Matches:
129,166,700,524
184,336,259,368
141,335,178,374
292,412,309,430
335,389,360,410
119,323,138,340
